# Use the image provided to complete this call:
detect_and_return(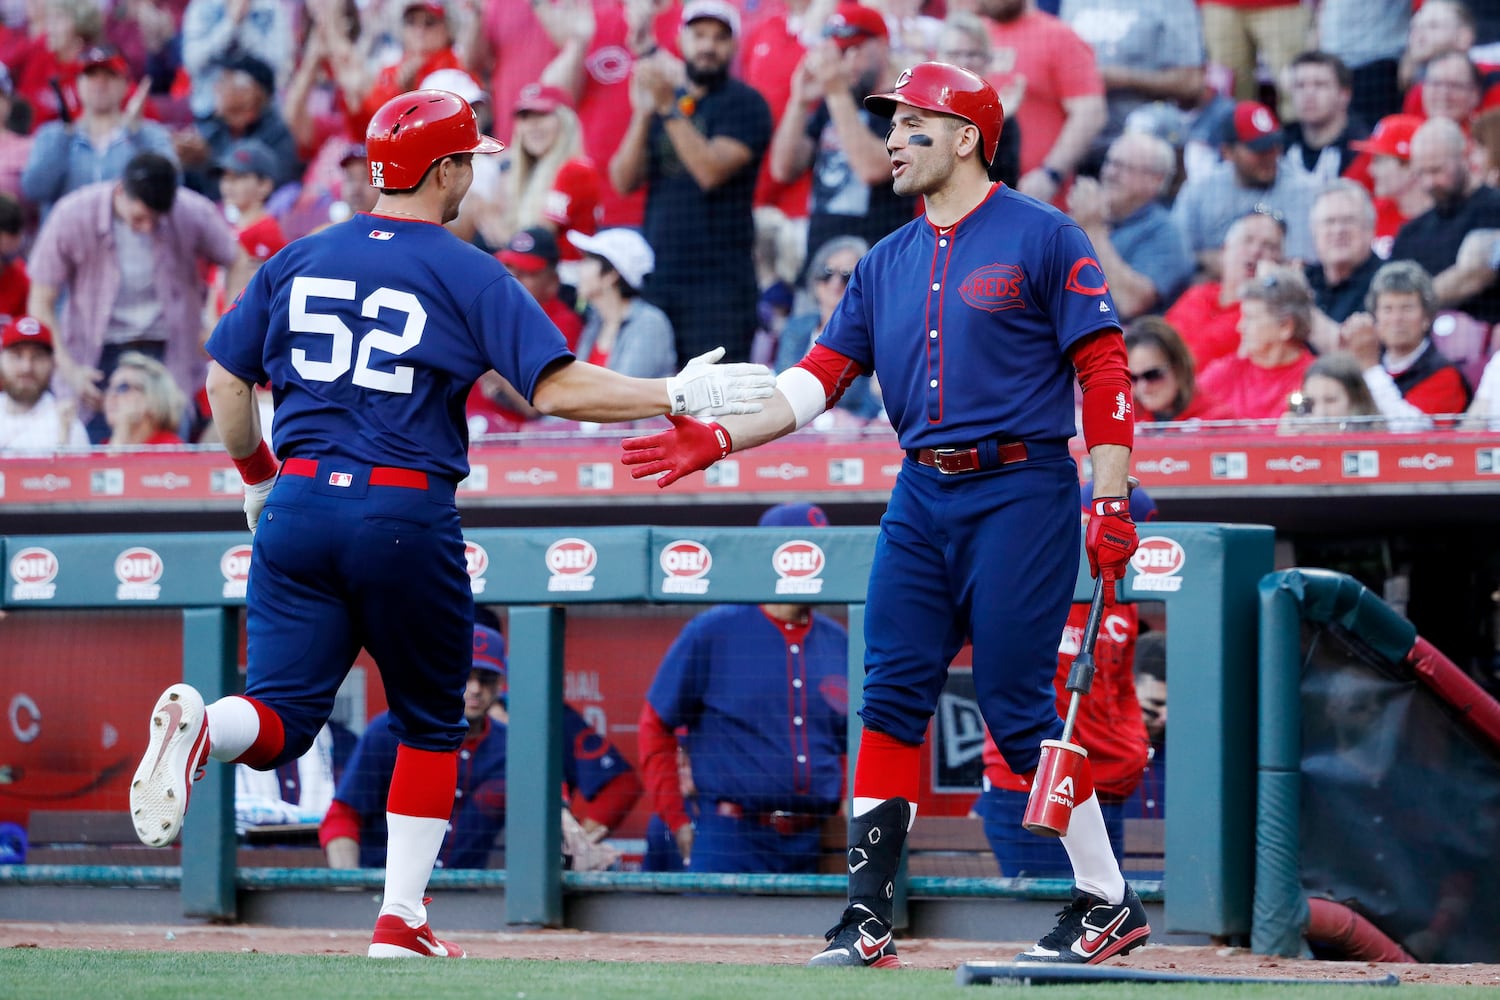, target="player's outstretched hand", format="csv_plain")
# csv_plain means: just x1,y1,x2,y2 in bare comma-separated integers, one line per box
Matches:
243,478,274,533
666,346,776,417
621,414,732,488
1085,496,1138,605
